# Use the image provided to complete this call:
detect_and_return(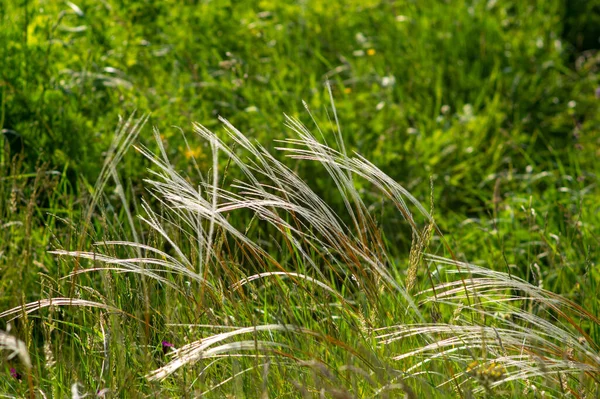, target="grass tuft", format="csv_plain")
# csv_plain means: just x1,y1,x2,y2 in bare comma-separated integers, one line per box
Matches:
7,104,592,397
